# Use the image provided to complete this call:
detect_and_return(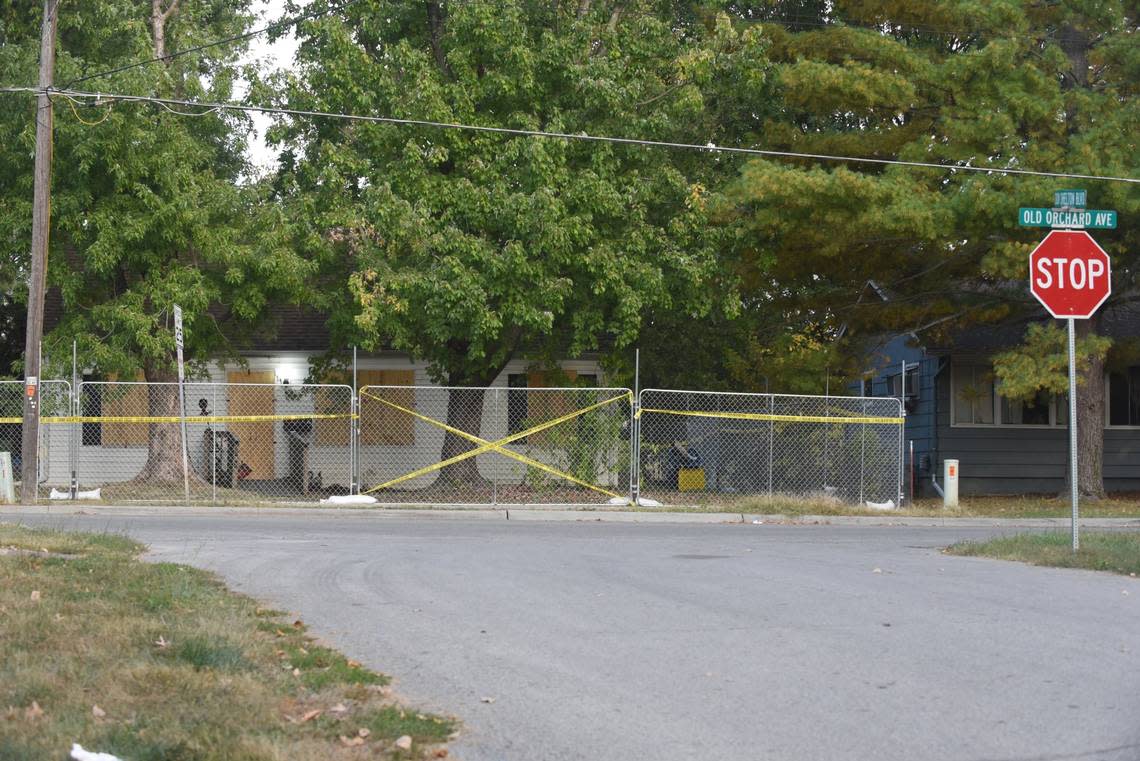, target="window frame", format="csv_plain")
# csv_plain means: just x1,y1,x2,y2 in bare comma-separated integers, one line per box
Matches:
949,358,1068,429
1106,366,1140,429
